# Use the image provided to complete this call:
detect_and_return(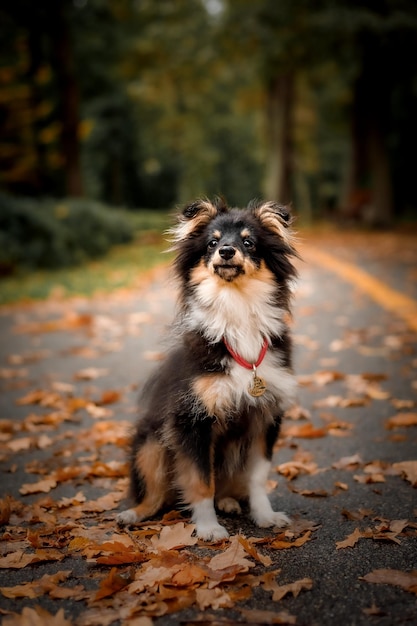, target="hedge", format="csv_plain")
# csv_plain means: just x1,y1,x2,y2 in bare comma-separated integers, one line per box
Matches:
0,194,133,274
